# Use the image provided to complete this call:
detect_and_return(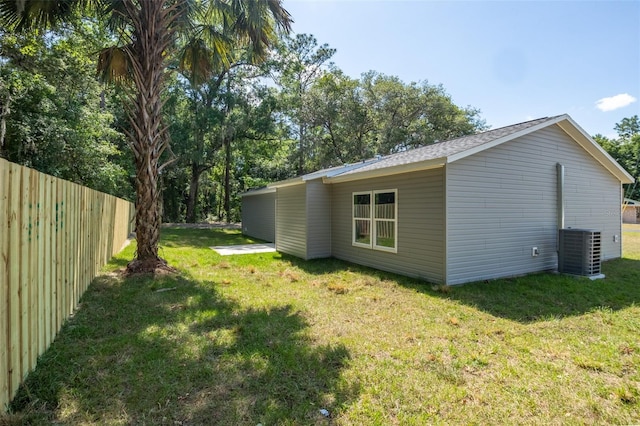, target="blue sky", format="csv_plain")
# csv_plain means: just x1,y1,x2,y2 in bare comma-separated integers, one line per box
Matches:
283,0,640,138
